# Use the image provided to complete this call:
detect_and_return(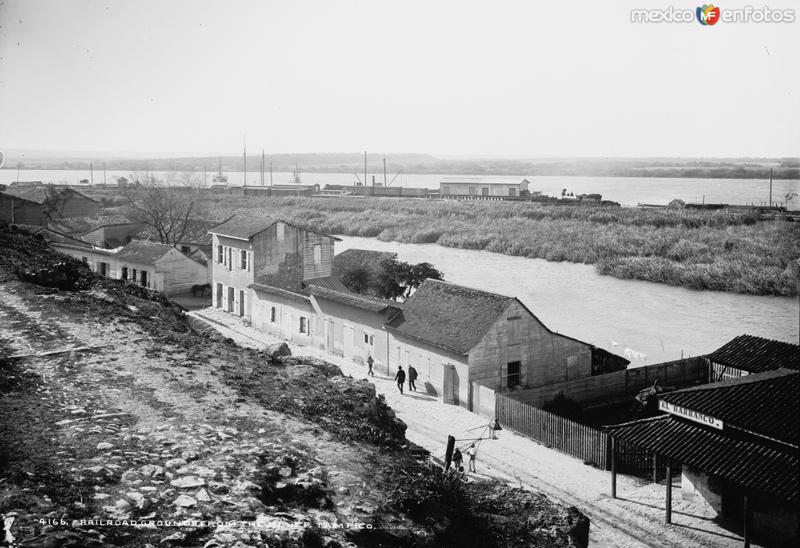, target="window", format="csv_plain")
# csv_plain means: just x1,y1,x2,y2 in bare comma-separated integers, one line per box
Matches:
364,334,369,344
241,249,248,270
508,188,517,197
121,267,128,280
270,306,276,323
507,316,521,345
313,244,322,265
227,247,232,271
369,335,374,346
217,245,223,263
299,317,308,334
507,361,521,388
482,187,489,196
